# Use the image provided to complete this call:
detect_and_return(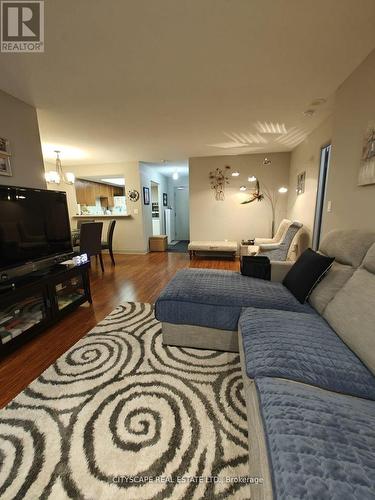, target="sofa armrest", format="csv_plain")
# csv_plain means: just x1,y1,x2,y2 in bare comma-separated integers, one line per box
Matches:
258,243,281,250
270,261,294,282
255,237,275,245
243,245,261,256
